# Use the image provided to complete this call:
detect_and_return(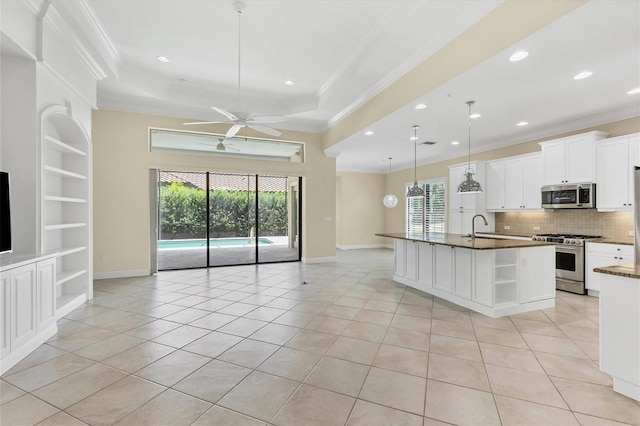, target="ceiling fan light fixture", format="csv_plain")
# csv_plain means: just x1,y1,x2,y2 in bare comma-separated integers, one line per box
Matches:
458,100,483,194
